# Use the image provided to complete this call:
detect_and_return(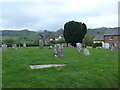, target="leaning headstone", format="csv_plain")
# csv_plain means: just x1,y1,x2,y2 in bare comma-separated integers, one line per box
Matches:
76,43,82,52
111,46,117,54
23,43,26,47
2,44,7,52
12,44,17,50
54,44,64,57
84,48,90,55
39,40,44,49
